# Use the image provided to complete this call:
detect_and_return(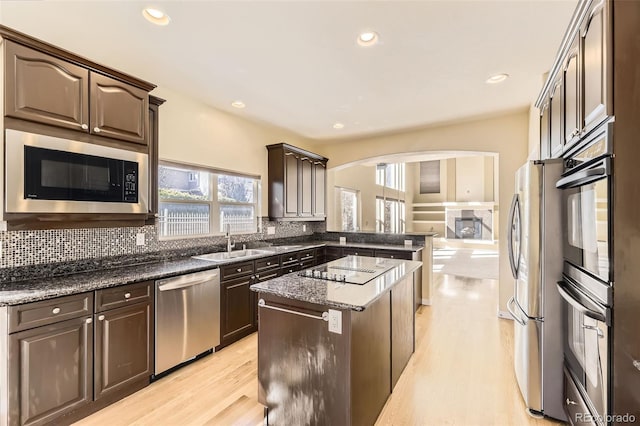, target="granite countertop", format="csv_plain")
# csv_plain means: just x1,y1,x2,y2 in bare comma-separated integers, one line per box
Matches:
250,256,422,311
0,241,424,307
